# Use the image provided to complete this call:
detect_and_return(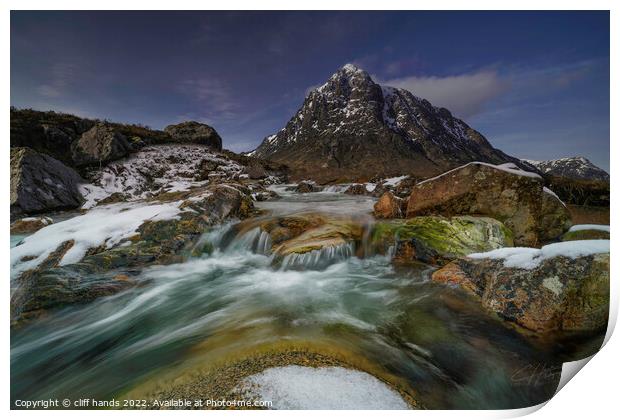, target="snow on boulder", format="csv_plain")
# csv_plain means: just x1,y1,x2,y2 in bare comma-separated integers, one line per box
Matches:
406,161,571,246
432,240,609,334
236,365,410,409
569,224,610,233
10,201,182,279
